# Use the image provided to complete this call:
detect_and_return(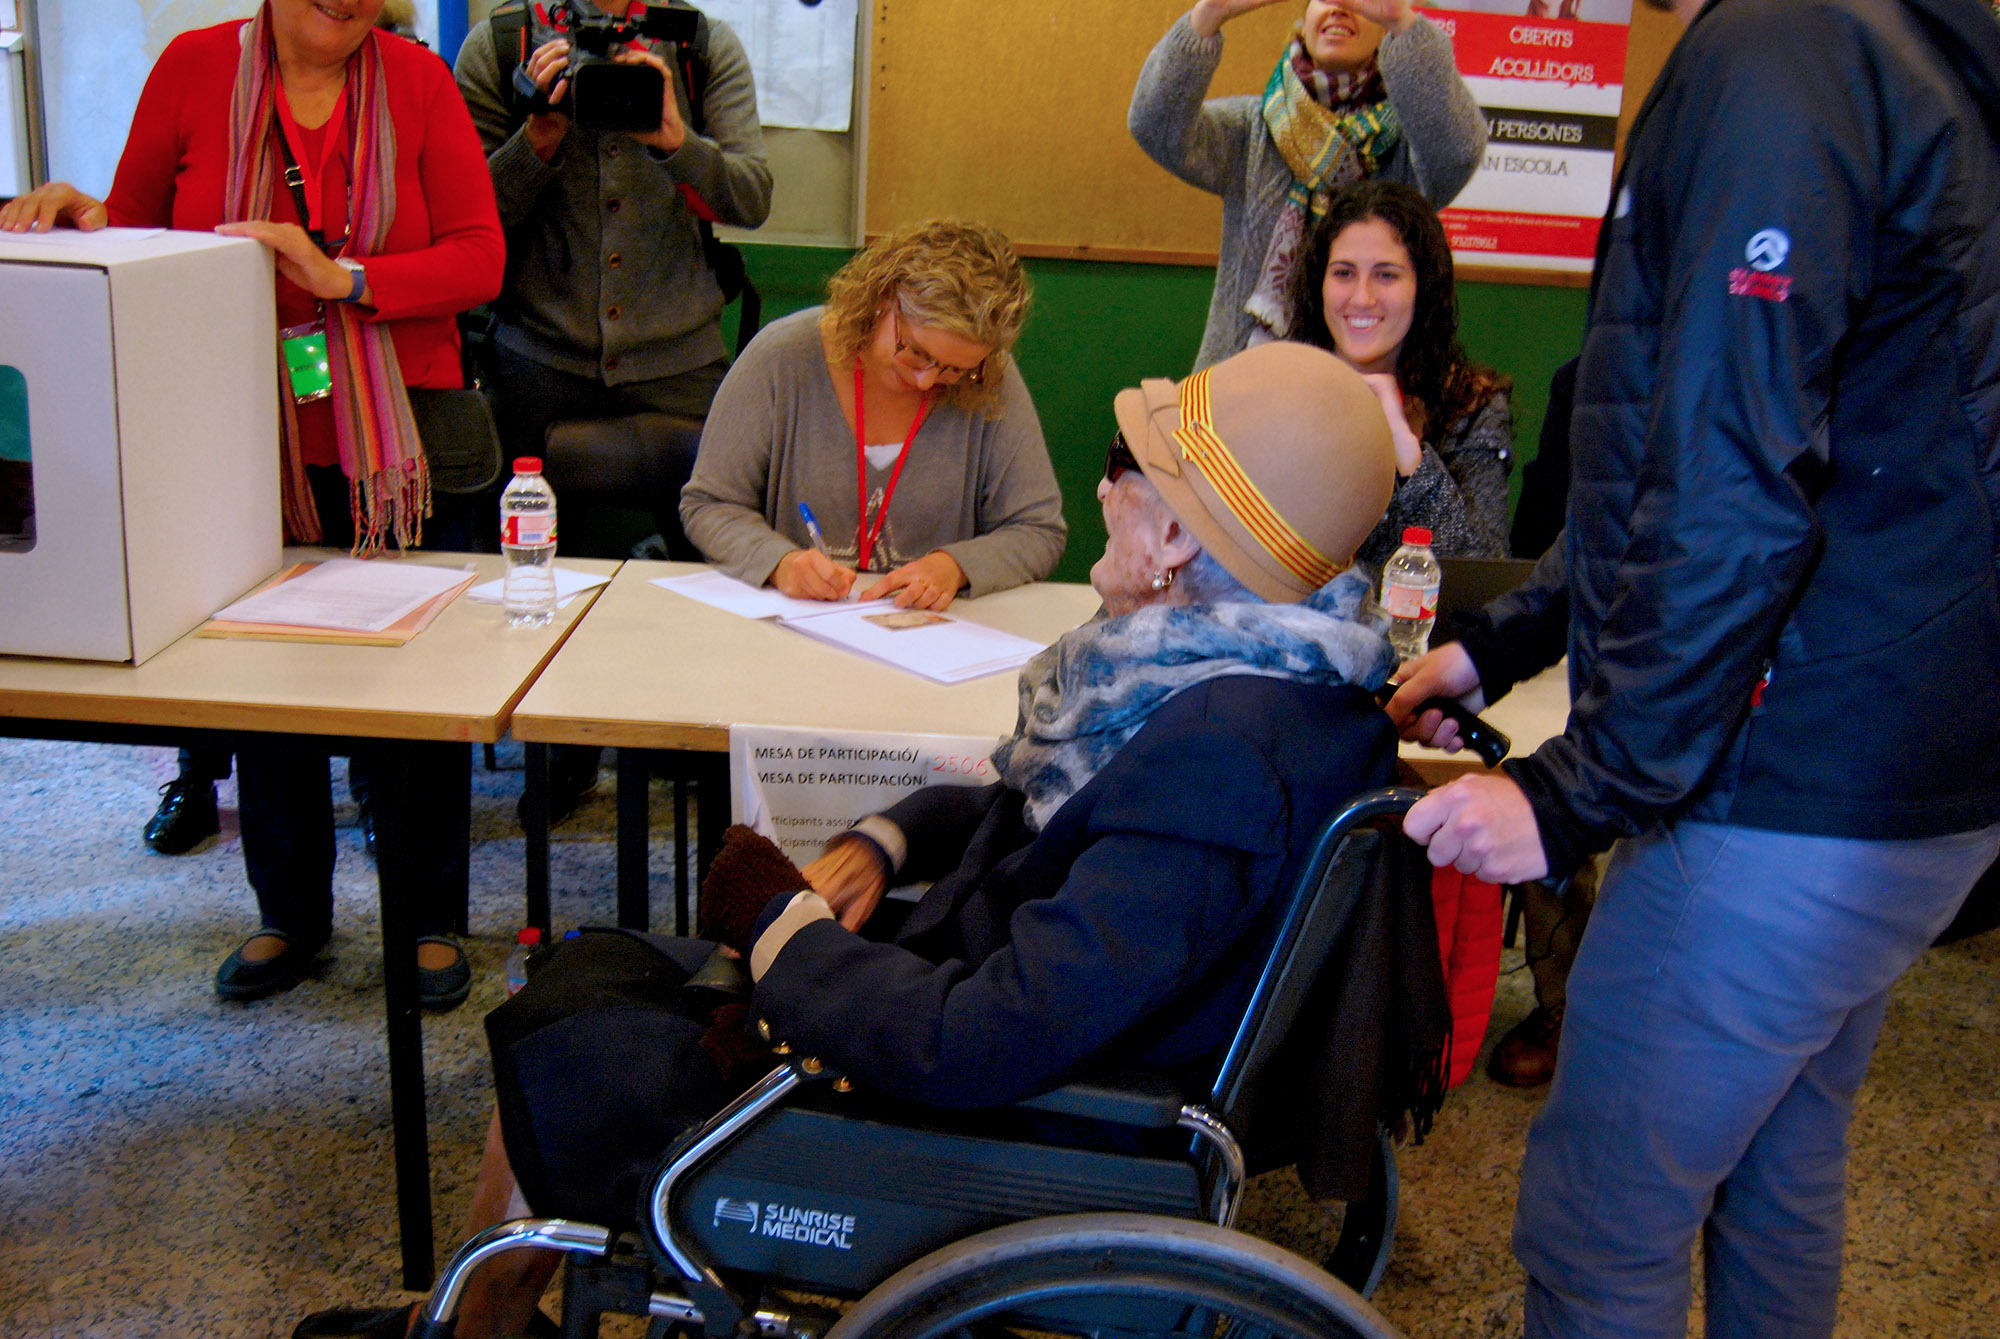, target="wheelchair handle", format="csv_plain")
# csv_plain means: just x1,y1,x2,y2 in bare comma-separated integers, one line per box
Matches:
1375,683,1512,769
